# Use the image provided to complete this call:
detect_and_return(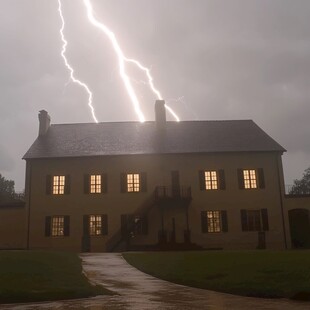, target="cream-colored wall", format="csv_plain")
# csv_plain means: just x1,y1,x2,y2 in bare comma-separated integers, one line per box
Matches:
26,151,287,251
0,206,26,249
